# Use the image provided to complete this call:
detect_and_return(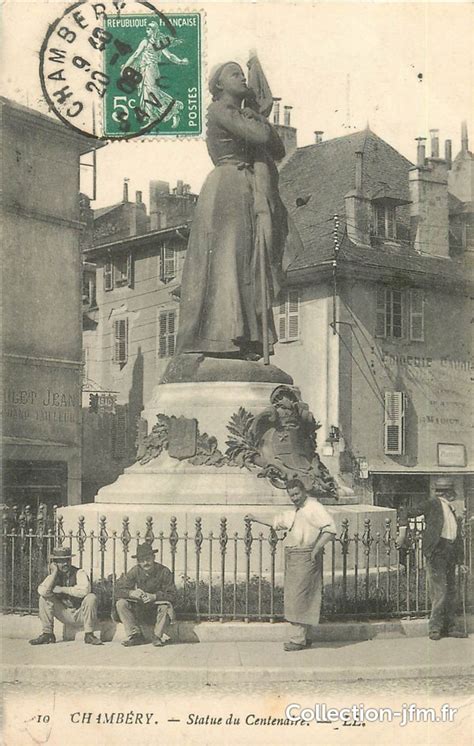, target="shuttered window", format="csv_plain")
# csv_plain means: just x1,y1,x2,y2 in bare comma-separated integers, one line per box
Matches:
104,261,113,291
384,391,405,455
113,318,128,365
375,287,404,339
158,310,177,358
160,244,176,282
409,289,424,341
277,290,300,342
104,255,132,290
